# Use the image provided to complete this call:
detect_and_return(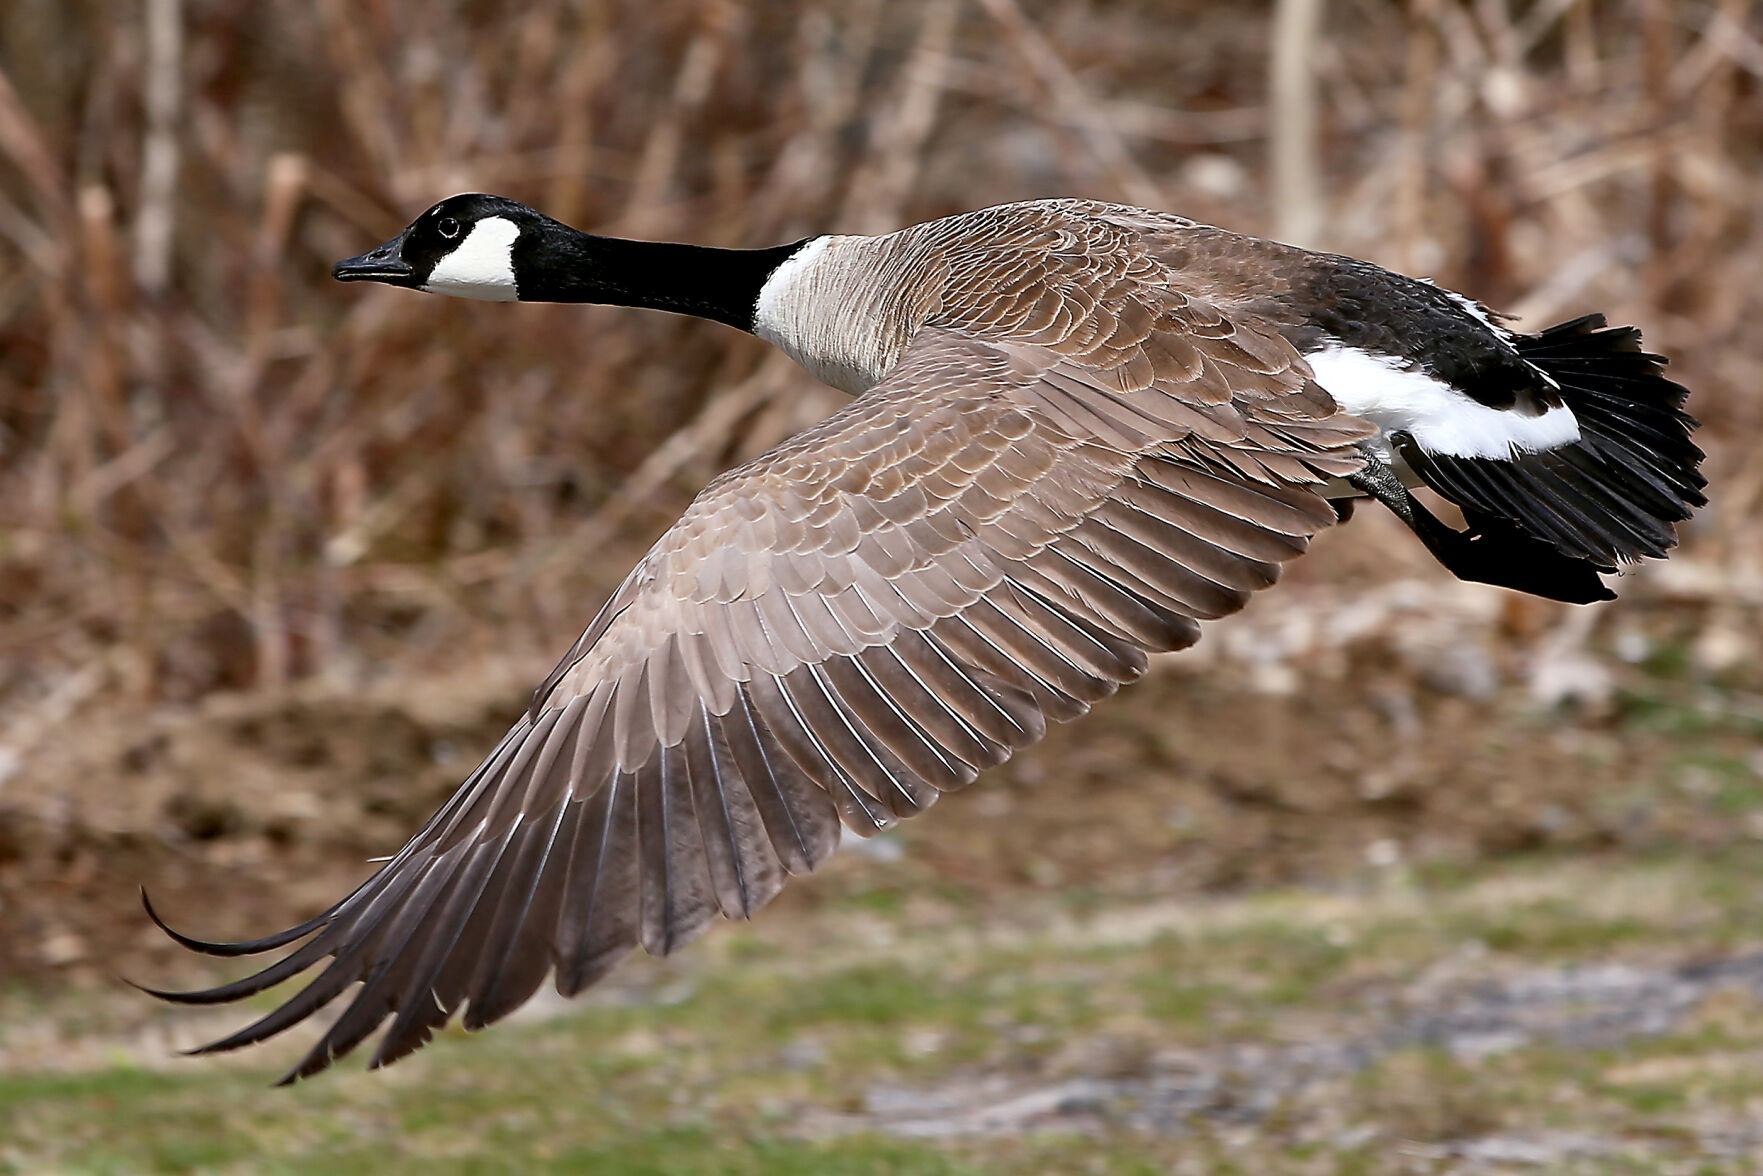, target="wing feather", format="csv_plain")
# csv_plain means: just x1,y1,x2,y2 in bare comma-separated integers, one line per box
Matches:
718,683,841,875
147,208,1378,1076
637,740,718,956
